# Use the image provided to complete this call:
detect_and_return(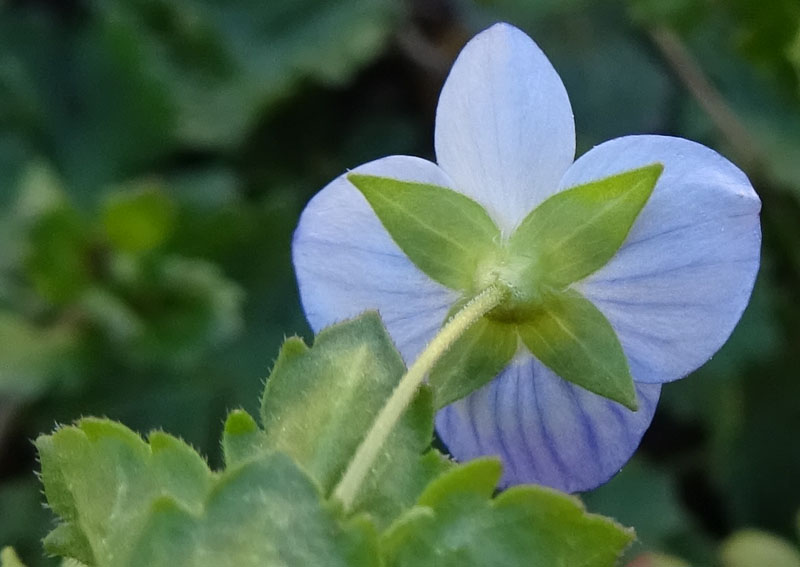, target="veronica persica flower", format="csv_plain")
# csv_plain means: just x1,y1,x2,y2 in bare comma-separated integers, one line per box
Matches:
292,23,761,492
